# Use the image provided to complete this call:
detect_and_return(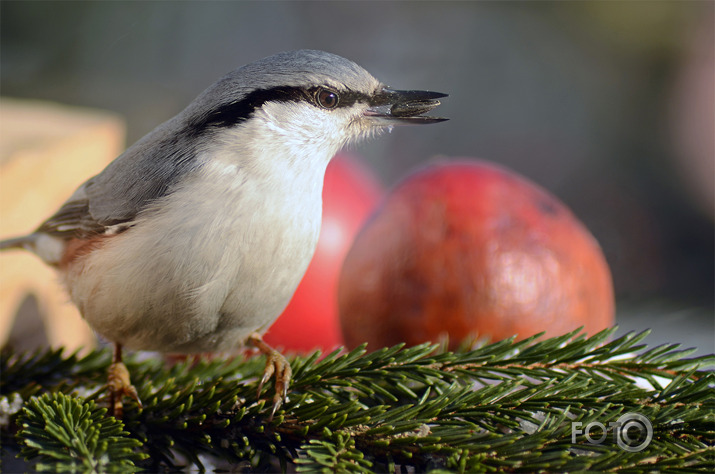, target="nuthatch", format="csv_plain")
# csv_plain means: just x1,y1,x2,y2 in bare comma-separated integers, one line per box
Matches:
0,50,447,417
